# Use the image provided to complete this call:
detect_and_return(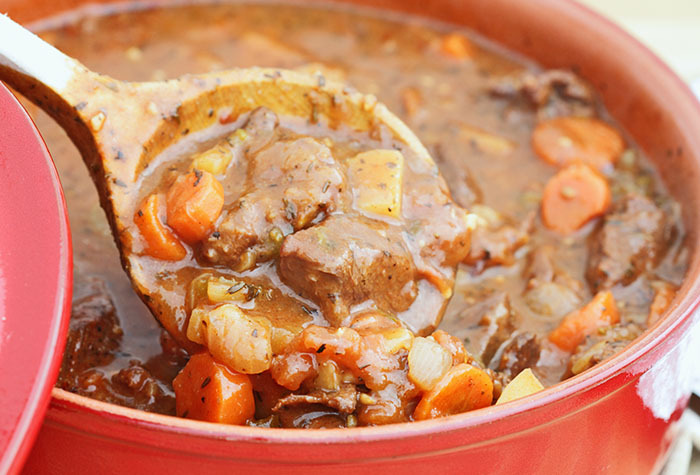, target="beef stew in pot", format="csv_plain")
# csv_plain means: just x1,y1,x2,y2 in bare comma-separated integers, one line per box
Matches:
34,2,686,428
